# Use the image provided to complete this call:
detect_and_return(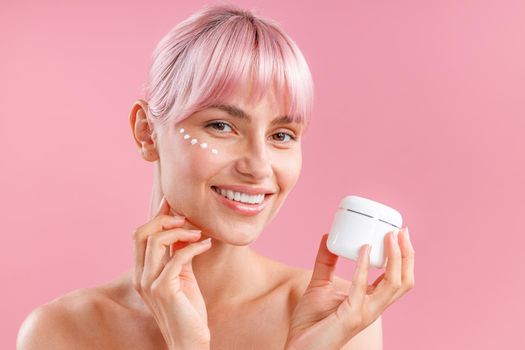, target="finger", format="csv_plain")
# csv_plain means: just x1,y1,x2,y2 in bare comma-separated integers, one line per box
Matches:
347,244,371,308
133,195,186,243
399,227,415,292
308,233,339,287
368,230,403,312
156,194,186,219
142,228,202,288
335,244,371,333
156,195,170,216
134,213,186,243
132,215,186,291
154,238,213,299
